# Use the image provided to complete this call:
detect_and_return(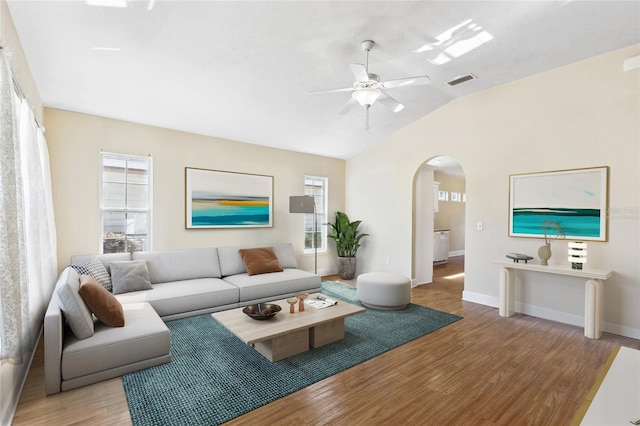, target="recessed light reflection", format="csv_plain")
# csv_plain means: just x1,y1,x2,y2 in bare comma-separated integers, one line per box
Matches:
444,272,465,280
415,19,493,65
86,0,127,7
